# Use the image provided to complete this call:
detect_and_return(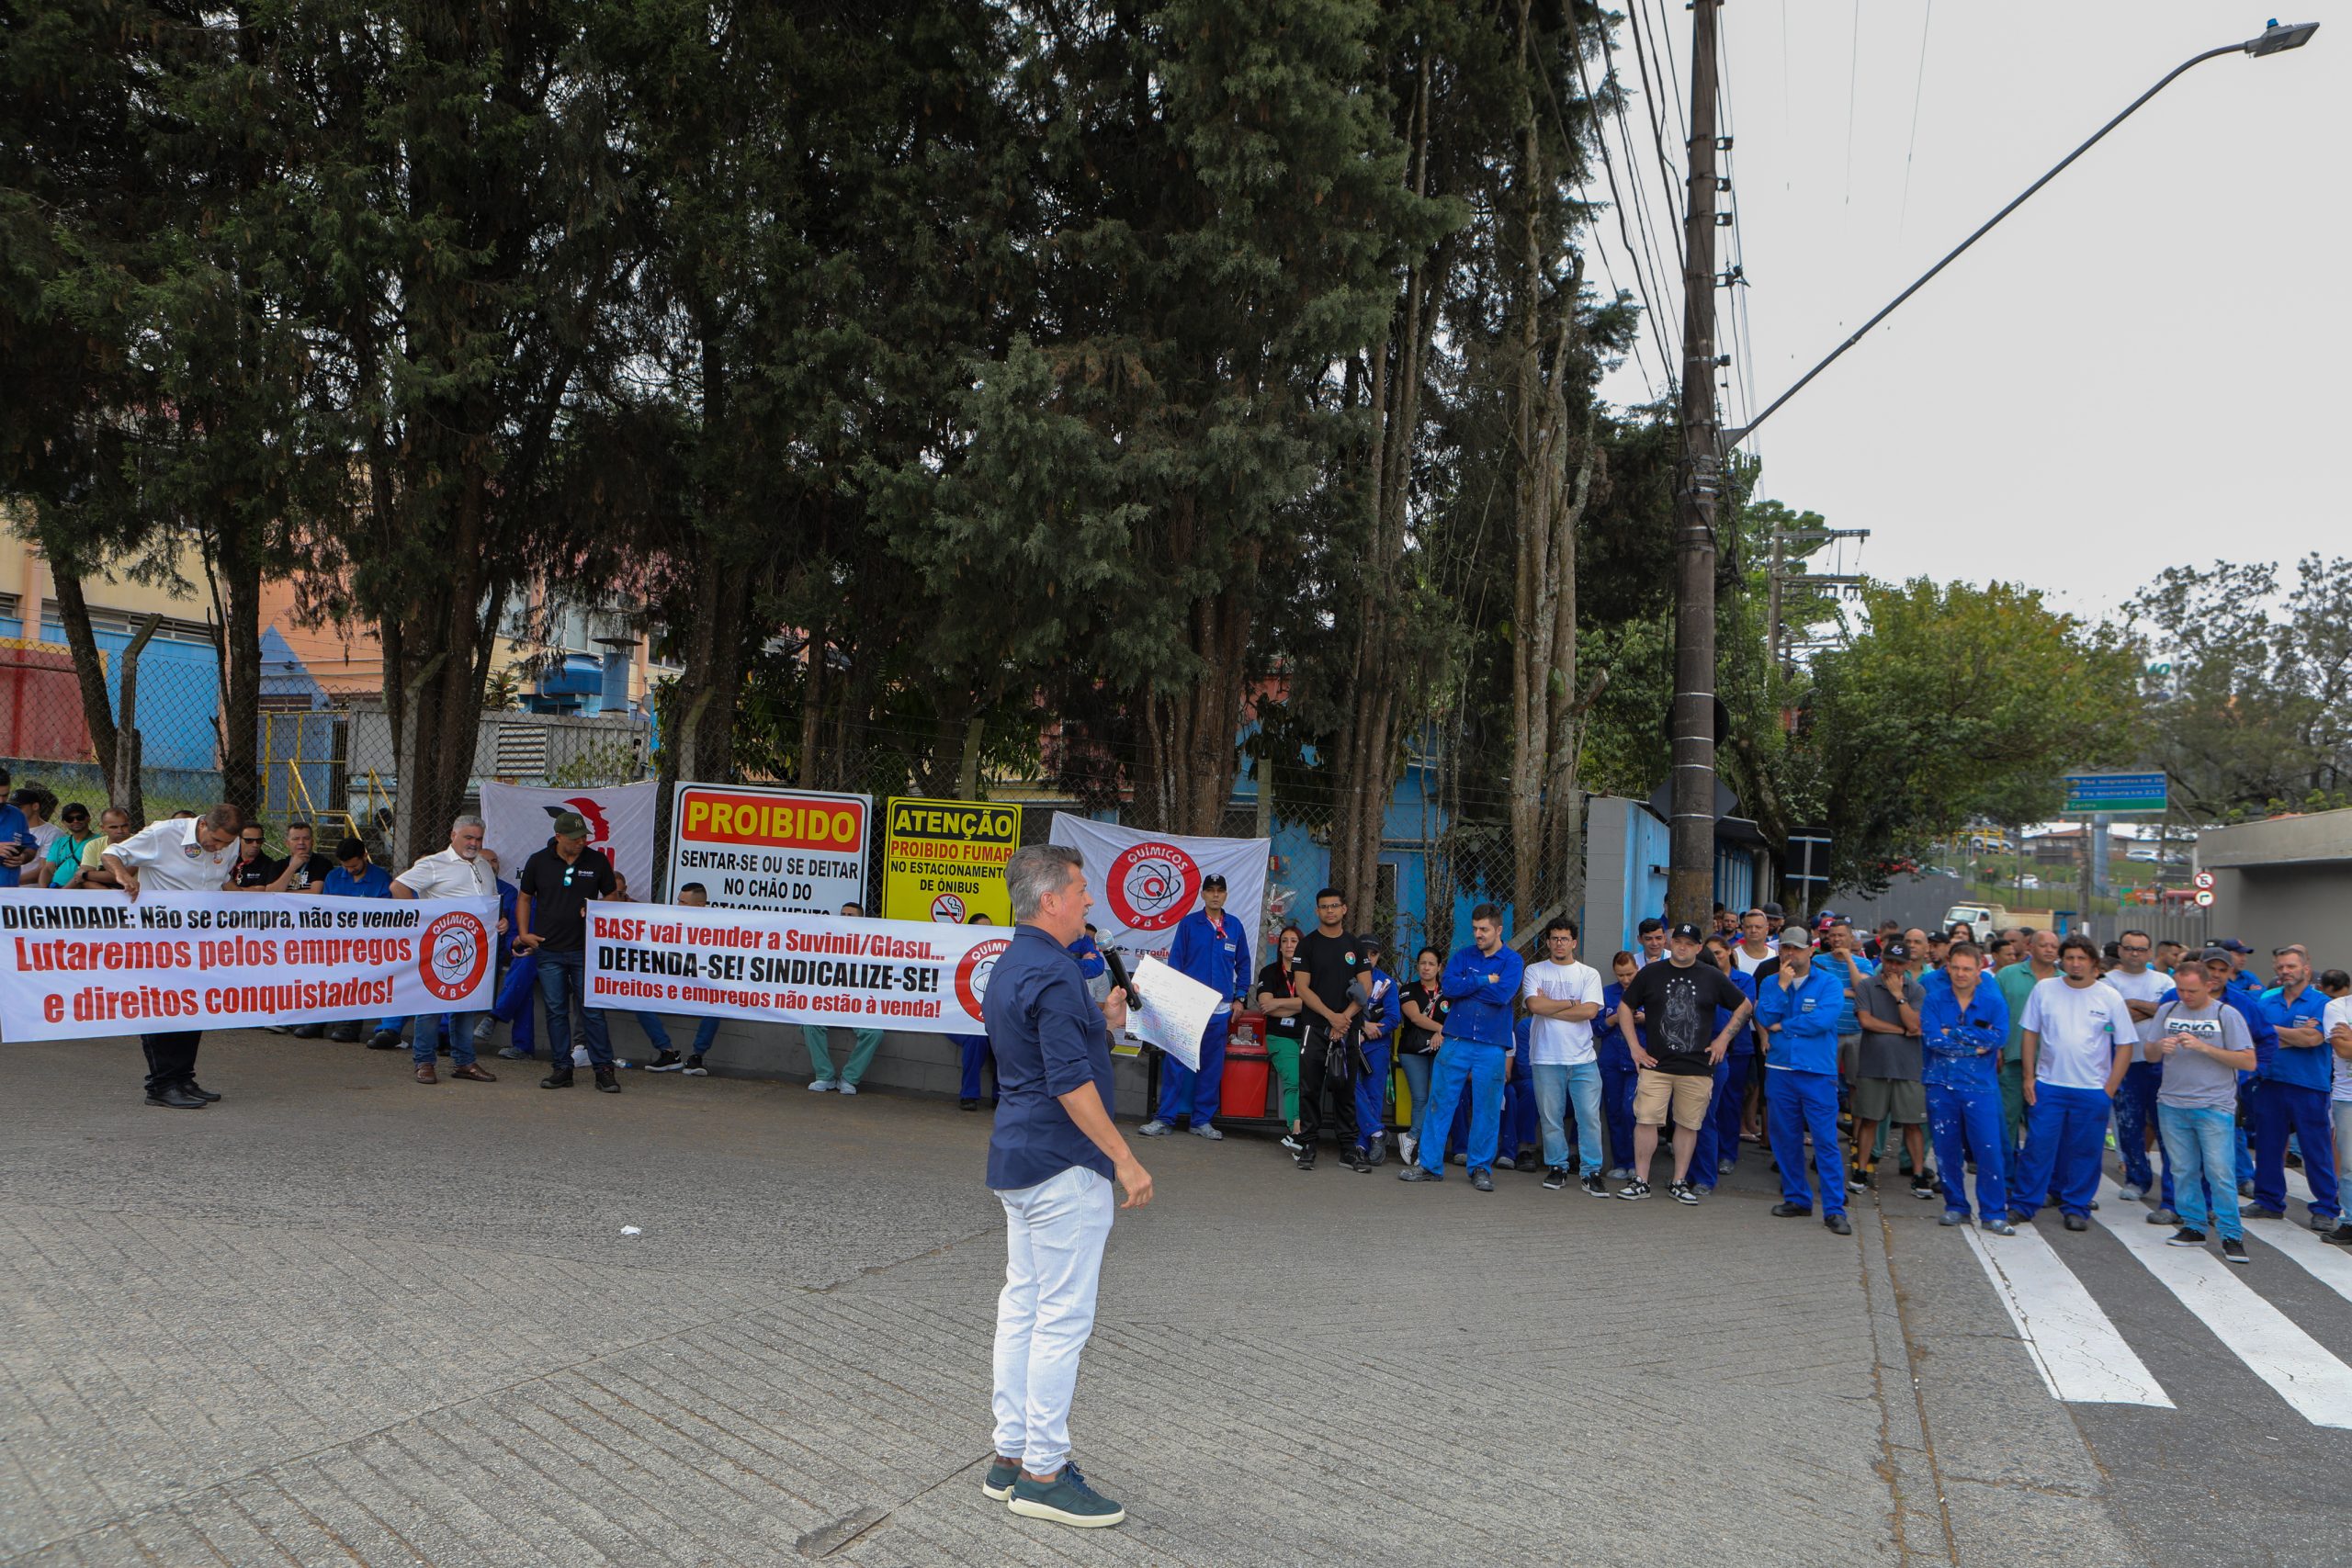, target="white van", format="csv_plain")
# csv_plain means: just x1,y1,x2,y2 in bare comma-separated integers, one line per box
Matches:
1941,902,2011,937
